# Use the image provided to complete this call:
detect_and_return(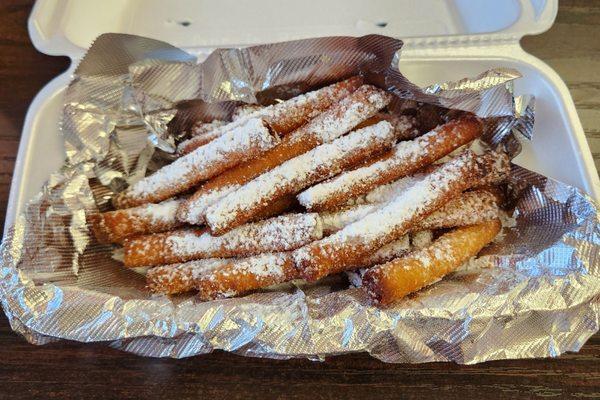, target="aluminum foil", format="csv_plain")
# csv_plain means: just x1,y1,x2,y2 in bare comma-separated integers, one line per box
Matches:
1,34,598,363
